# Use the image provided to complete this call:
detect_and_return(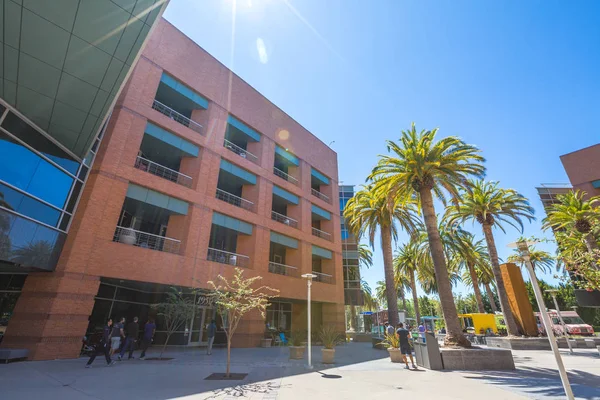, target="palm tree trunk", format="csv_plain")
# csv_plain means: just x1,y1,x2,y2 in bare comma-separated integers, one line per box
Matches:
381,226,399,326
467,262,486,313
400,288,407,311
584,232,599,252
481,224,521,336
484,283,498,312
419,188,470,347
410,270,420,326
